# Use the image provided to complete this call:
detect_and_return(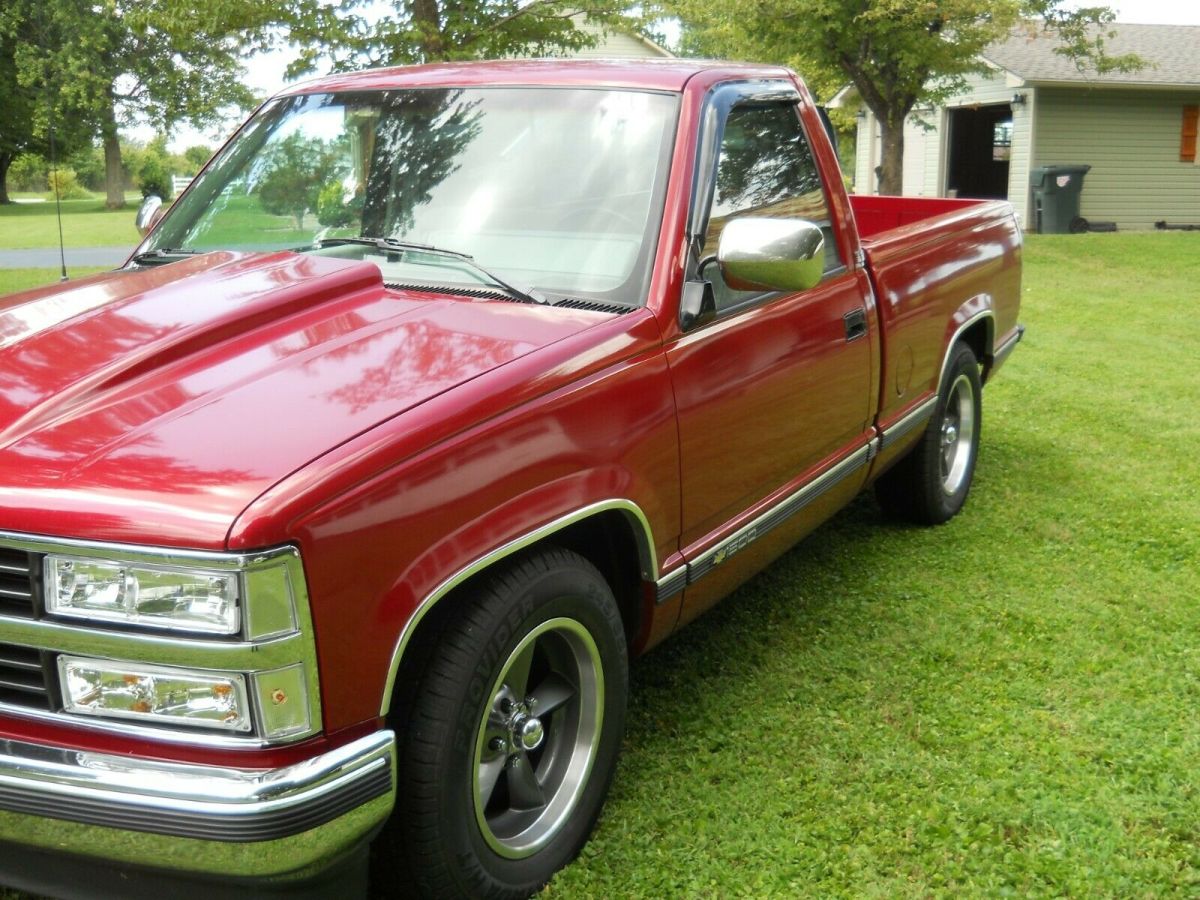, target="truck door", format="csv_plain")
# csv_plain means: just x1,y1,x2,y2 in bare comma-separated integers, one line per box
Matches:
663,84,875,618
